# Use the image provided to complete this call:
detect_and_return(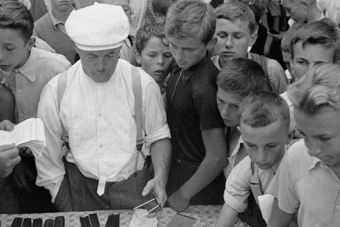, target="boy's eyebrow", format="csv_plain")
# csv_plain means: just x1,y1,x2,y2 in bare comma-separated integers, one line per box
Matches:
296,126,333,137
294,57,307,61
